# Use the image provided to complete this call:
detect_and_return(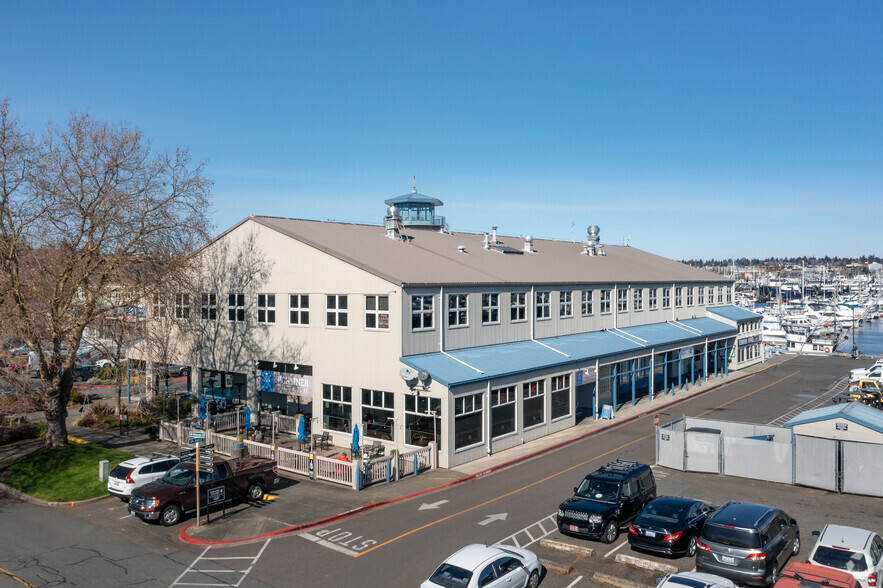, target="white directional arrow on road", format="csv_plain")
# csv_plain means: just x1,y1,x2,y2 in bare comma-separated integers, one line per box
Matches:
418,500,450,510
478,513,508,526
